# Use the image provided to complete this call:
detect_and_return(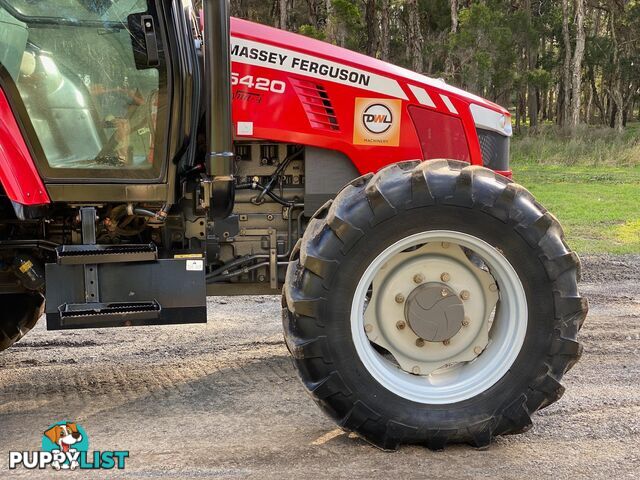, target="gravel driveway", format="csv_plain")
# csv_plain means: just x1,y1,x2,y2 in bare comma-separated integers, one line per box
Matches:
1,255,638,479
